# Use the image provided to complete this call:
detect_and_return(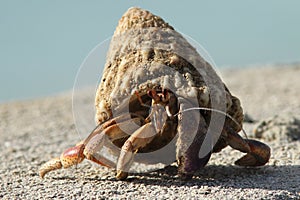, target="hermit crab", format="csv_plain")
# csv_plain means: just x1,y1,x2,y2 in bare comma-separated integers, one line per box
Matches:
39,7,270,180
